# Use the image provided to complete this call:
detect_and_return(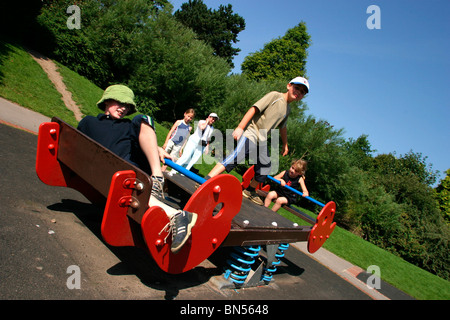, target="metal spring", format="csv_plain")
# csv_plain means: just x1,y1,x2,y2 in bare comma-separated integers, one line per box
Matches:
262,243,290,282
223,246,261,285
